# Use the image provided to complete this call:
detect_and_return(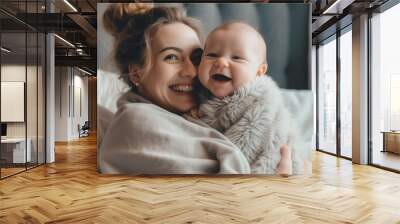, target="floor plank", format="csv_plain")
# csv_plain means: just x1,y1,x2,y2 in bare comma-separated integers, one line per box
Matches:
1,134,400,223
372,151,400,171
